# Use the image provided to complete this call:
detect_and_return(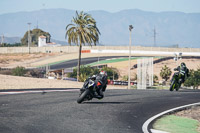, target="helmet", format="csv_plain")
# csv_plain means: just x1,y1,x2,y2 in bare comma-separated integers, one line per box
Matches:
100,71,107,76
181,62,186,68
92,75,96,78
89,75,96,80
